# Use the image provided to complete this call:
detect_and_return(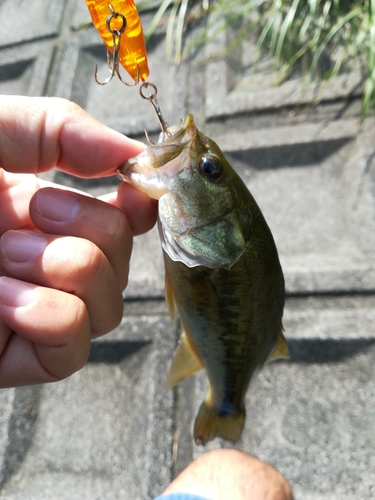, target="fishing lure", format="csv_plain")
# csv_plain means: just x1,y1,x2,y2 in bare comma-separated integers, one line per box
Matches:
85,0,170,137
85,0,149,83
